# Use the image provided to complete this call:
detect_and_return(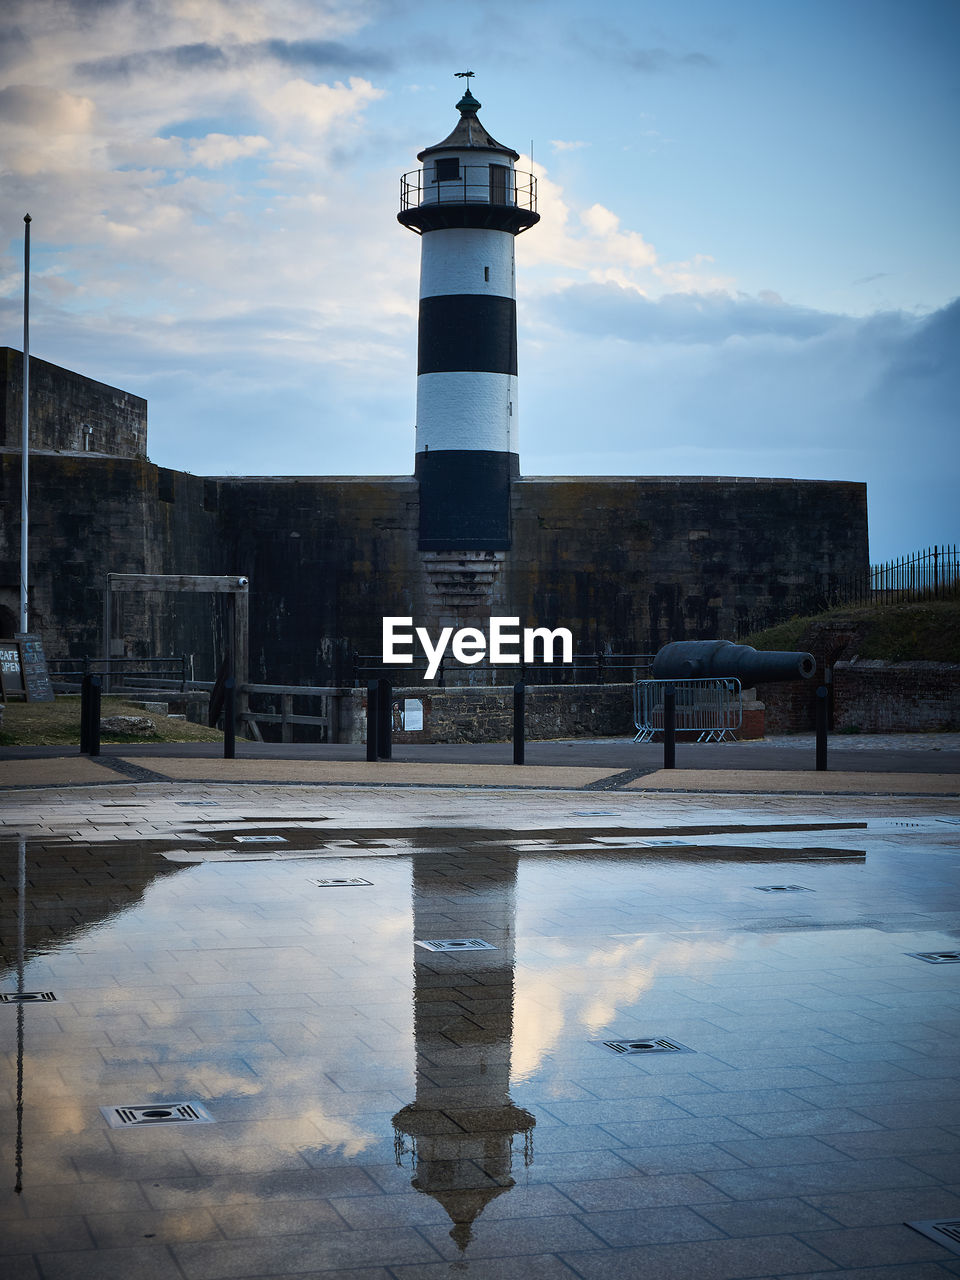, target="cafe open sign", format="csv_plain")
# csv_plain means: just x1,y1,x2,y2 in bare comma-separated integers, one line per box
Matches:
0,635,54,702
